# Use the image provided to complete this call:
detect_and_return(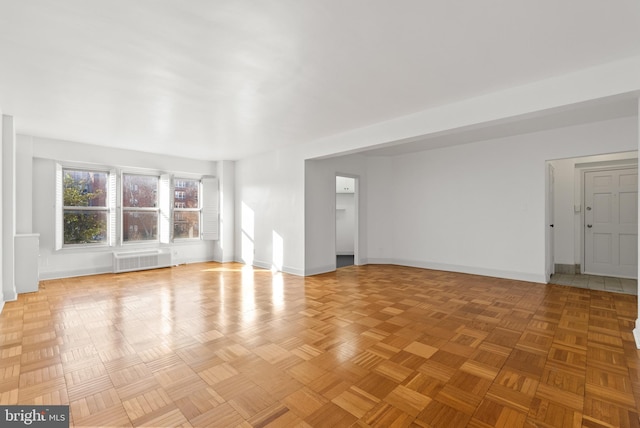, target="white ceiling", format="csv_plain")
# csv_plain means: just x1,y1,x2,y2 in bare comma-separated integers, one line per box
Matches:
1,1,639,161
